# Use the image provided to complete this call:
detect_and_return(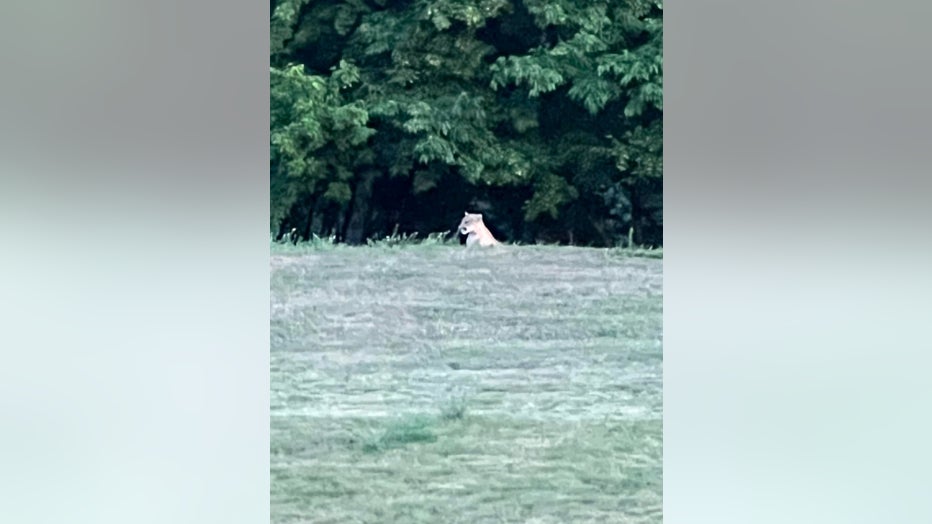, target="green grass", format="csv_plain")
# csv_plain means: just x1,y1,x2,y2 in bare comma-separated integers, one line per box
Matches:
361,414,440,453
271,244,662,523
